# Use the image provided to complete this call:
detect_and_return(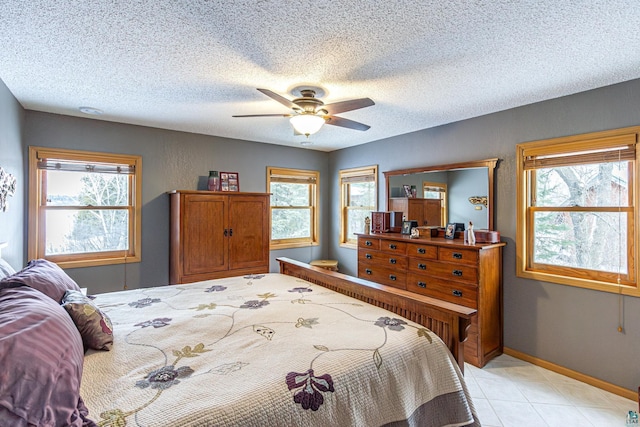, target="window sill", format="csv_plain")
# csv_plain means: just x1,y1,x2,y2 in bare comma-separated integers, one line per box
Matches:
270,242,319,250
517,269,639,298
339,242,357,249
